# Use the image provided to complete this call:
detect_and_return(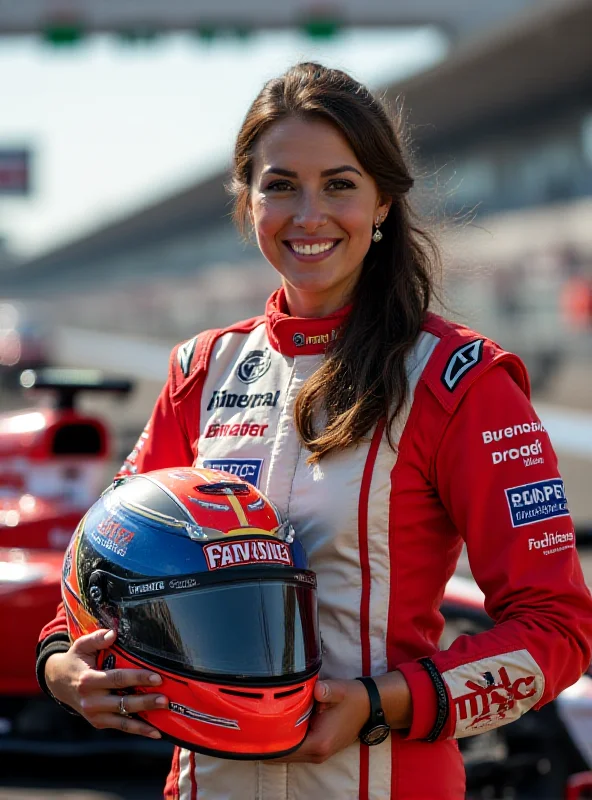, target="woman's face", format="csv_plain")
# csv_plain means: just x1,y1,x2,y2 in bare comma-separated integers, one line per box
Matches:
249,116,391,318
